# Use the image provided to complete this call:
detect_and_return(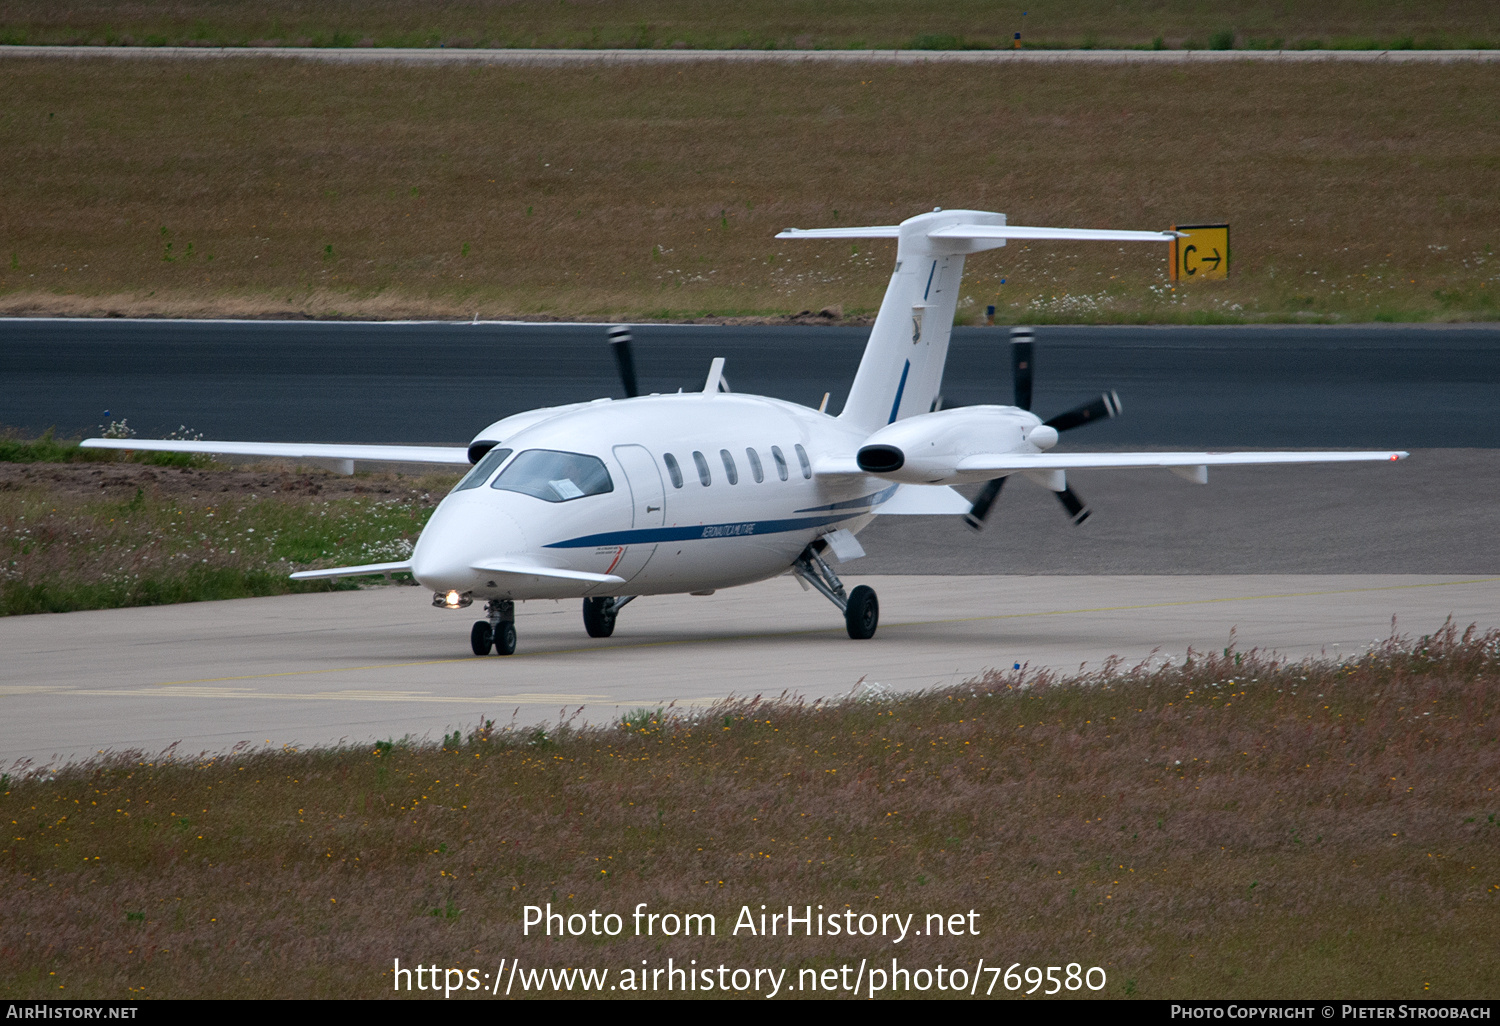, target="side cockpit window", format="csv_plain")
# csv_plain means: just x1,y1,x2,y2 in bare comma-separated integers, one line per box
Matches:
795,443,812,479
491,449,613,502
452,447,513,491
